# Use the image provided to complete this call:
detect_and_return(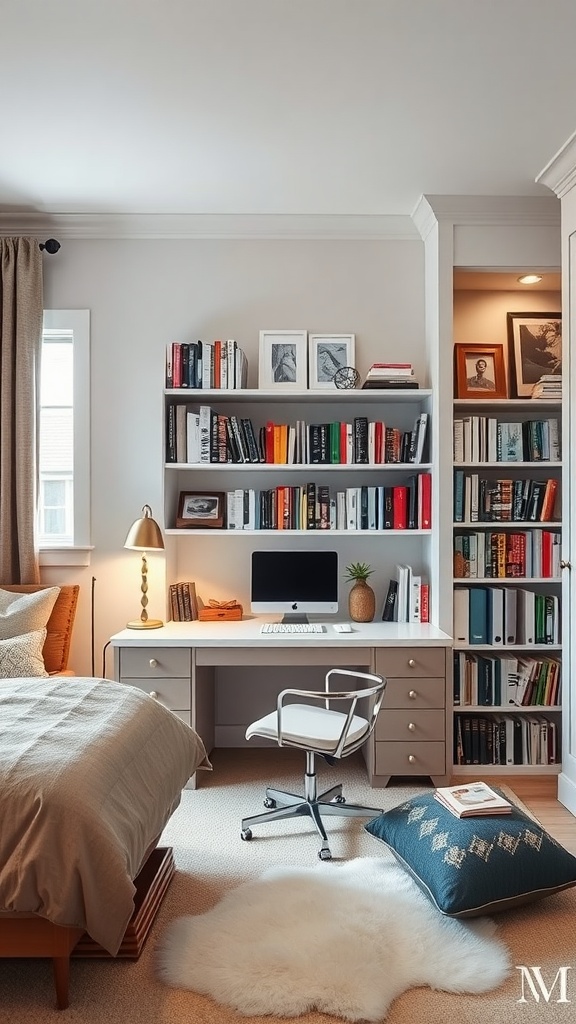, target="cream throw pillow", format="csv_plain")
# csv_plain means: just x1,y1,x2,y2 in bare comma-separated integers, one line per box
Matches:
0,629,49,678
0,587,60,639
